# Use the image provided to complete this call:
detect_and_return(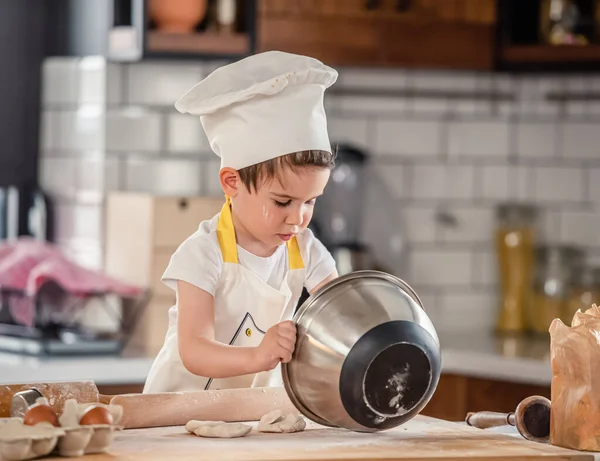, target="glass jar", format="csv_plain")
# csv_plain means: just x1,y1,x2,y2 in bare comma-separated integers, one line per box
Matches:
563,264,600,325
495,203,537,334
530,245,583,335
539,0,589,45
